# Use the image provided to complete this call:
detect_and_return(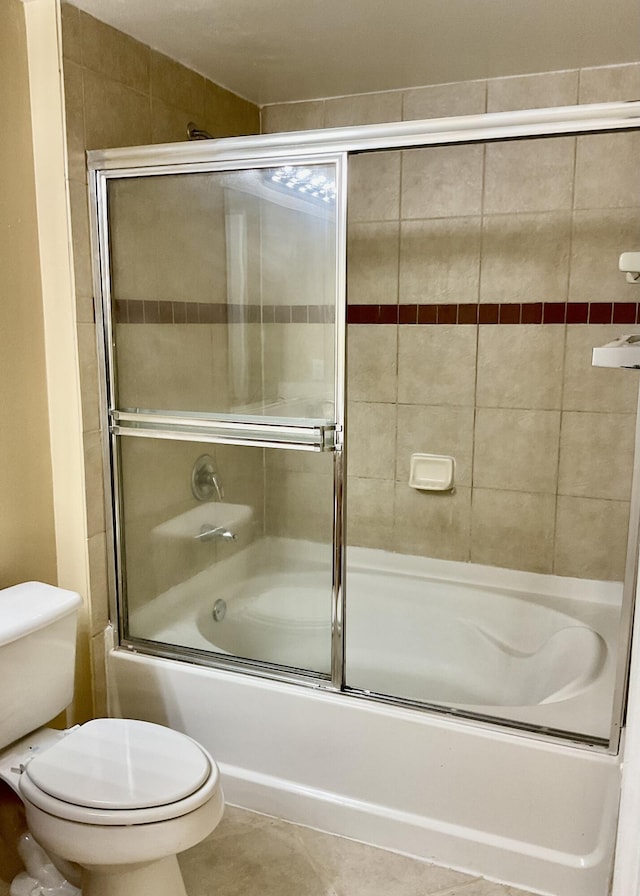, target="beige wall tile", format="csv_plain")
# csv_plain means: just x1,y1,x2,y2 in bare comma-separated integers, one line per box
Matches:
348,222,399,305
471,489,555,573
266,448,319,475
68,179,93,300
77,322,100,433
62,60,86,184
479,212,571,303
579,63,640,104
116,324,220,411
474,408,561,493
127,515,173,610
83,69,151,150
569,208,640,302
554,495,629,581
396,404,474,487
261,200,335,307
393,484,471,561
575,132,640,209
346,477,395,550
324,91,402,127
79,10,150,91
347,325,397,403
263,324,333,409
483,137,575,213
214,445,265,537
398,325,477,406
403,80,486,120
261,101,325,134
151,97,199,144
88,532,109,636
476,325,565,410
90,631,108,718
210,324,233,411
401,144,484,219
562,325,639,414
203,82,259,137
265,467,334,541
347,402,397,479
108,172,227,301
61,2,82,65
348,152,401,222
72,622,93,722
75,294,96,325
558,411,635,501
150,50,204,117
399,217,481,304
487,70,578,112
84,430,106,538
121,438,211,522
